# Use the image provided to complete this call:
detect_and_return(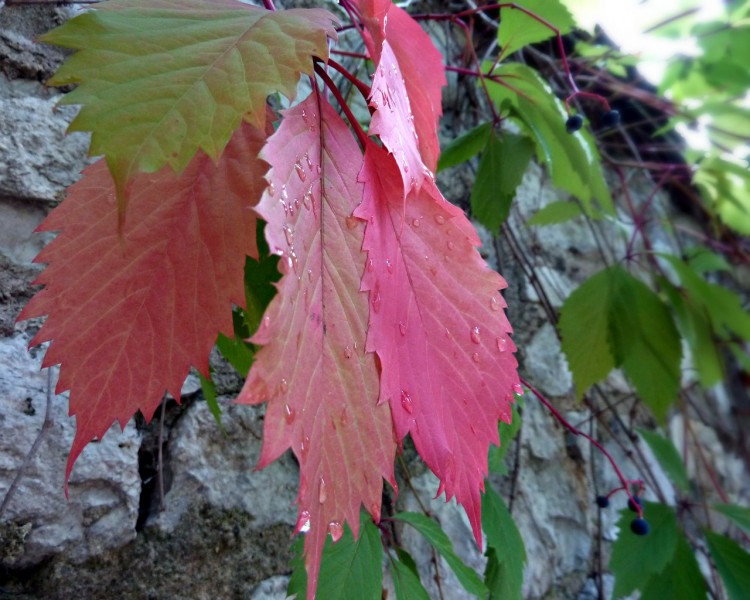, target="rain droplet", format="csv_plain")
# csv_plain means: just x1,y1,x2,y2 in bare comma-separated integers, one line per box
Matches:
434,214,446,225
490,295,501,311
369,502,380,518
470,326,481,344
472,352,480,363
385,258,393,273
284,403,295,424
302,187,312,210
268,182,276,197
412,218,421,228
296,510,311,534
372,290,381,313
345,216,358,230
316,164,321,174
400,390,413,414
305,152,313,170
512,383,524,395
294,162,306,182
328,521,344,542
344,345,353,359
444,327,451,338
447,240,455,251
366,258,374,272
398,321,407,336
319,477,327,503
283,225,294,246
307,268,313,282
340,407,348,427
410,418,419,433
280,378,289,393
300,435,310,461
261,315,270,330
496,336,508,352
281,183,288,200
